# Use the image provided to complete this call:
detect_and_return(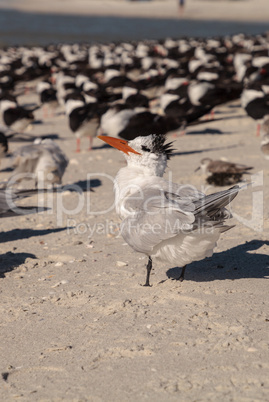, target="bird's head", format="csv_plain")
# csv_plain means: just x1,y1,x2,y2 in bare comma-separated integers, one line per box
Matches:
195,157,212,173
98,134,174,177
